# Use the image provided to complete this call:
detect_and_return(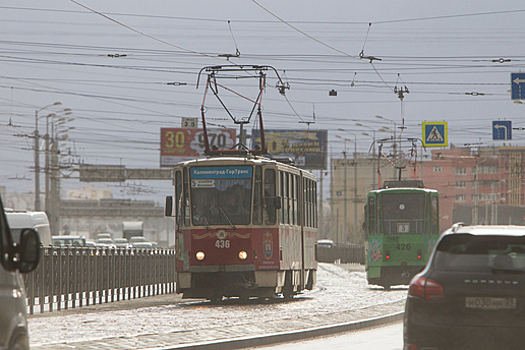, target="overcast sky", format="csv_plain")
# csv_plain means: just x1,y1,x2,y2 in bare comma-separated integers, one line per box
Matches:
1,1,524,203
